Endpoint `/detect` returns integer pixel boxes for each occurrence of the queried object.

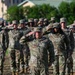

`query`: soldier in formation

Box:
[48,22,70,75]
[20,27,55,75]
[0,20,9,75]
[60,17,74,75]
[0,17,75,75]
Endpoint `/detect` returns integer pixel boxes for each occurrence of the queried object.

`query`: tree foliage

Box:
[6,5,24,21]
[6,1,75,24]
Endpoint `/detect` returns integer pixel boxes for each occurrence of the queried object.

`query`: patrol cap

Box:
[39,18,44,22]
[53,22,60,28]
[44,18,48,21]
[28,18,34,22]
[12,20,17,25]
[60,17,66,23]
[19,19,25,24]
[50,17,55,21]
[34,19,38,22]
[34,27,42,32]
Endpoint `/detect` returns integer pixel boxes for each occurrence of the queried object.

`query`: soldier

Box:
[48,22,70,75]
[19,19,30,74]
[43,18,49,26]
[69,25,75,74]
[0,20,9,75]
[34,19,38,27]
[20,27,55,75]
[38,18,45,28]
[8,20,22,75]
[28,18,34,30]
[60,17,74,75]
[50,17,56,24]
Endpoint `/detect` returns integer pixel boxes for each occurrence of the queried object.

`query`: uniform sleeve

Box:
[64,34,71,56]
[69,31,74,53]
[3,31,9,50]
[19,36,27,45]
[47,39,55,66]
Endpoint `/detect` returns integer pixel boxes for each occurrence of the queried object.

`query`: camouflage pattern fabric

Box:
[48,33,70,75]
[20,36,55,75]
[8,29,22,73]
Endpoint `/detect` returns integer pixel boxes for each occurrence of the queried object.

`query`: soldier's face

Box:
[20,24,24,28]
[61,22,66,29]
[35,32,41,39]
[29,22,33,27]
[54,28,58,32]
[14,24,17,28]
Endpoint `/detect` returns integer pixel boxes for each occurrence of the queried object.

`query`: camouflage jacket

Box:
[48,33,70,56]
[20,36,55,67]
[0,29,9,50]
[63,28,74,53]
[8,29,22,49]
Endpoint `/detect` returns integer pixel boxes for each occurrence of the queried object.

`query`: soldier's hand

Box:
[26,31,34,37]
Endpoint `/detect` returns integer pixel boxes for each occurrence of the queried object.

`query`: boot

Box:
[15,71,19,75]
[11,71,16,75]
[19,68,24,74]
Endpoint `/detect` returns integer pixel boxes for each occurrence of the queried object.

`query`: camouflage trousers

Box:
[66,55,73,75]
[19,49,29,73]
[29,66,48,75]
[53,55,66,75]
[0,49,5,75]
[8,48,20,73]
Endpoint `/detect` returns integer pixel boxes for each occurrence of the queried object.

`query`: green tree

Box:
[58,1,70,17]
[68,1,75,24]
[58,1,70,24]
[23,4,59,21]
[6,5,24,21]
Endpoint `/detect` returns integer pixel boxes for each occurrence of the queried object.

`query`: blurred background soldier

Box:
[20,27,55,75]
[50,17,56,24]
[43,18,49,26]
[28,18,34,31]
[8,20,22,75]
[60,17,74,75]
[69,25,75,74]
[34,19,38,27]
[0,20,9,75]
[38,18,45,28]
[48,22,70,75]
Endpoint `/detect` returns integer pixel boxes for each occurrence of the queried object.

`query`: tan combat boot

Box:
[15,71,19,75]
[19,68,24,74]
[12,71,15,75]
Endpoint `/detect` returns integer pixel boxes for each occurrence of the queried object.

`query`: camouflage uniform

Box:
[20,27,55,75]
[38,18,45,28]
[43,18,49,26]
[60,18,74,75]
[48,23,70,75]
[18,19,30,73]
[50,17,56,24]
[34,19,38,27]
[0,21,9,75]
[8,20,22,75]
